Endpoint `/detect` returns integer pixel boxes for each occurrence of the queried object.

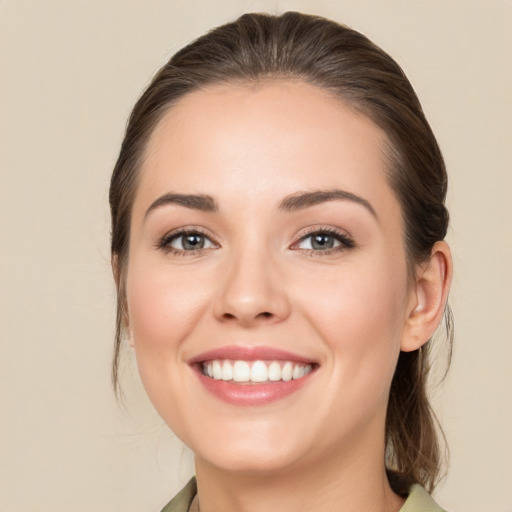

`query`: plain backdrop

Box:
[1,1,511,511]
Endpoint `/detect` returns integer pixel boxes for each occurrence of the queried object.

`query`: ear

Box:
[401,241,453,352]
[127,325,135,348]
[112,254,134,348]
[111,254,120,287]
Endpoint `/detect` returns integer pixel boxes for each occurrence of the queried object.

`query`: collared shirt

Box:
[161,478,448,512]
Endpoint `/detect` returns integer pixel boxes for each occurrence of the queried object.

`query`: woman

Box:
[110,12,453,512]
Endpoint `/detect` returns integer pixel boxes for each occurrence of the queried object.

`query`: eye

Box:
[159,229,217,254]
[293,228,355,253]
[298,232,340,250]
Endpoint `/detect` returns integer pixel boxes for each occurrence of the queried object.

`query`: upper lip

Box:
[188,345,318,365]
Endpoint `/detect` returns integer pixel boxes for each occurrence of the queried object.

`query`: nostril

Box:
[220,311,274,323]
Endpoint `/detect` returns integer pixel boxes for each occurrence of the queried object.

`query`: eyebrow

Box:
[145,193,219,219]
[144,188,377,219]
[278,189,378,219]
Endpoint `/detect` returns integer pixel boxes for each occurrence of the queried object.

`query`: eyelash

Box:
[156,226,355,257]
[156,227,217,256]
[293,226,355,256]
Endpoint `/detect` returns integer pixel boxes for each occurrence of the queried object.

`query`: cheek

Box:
[125,257,214,378]
[124,258,213,429]
[303,256,406,328]
[297,256,408,387]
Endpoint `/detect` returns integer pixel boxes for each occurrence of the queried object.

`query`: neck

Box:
[192,440,405,512]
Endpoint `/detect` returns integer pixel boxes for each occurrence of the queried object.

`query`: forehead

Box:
[135,80,398,218]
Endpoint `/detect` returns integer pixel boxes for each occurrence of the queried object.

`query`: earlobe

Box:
[401,241,453,352]
[111,254,120,287]
[128,326,135,348]
[112,253,133,347]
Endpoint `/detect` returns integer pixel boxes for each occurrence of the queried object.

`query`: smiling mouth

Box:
[200,359,315,384]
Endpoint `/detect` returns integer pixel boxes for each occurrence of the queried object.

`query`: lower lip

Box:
[193,367,315,406]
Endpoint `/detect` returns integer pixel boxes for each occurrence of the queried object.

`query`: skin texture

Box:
[125,80,451,512]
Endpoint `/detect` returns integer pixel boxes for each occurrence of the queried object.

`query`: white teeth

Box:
[268,361,281,381]
[250,361,268,382]
[221,360,233,381]
[202,359,313,383]
[233,361,251,382]
[212,360,222,380]
[282,362,293,381]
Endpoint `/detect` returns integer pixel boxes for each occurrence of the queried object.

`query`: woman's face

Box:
[126,80,416,474]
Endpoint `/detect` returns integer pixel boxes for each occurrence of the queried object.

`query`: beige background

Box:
[1,1,511,511]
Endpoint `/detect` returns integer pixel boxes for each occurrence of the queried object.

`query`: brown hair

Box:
[109,11,452,494]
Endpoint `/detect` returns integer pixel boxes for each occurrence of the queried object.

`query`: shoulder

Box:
[160,478,197,512]
[400,484,450,512]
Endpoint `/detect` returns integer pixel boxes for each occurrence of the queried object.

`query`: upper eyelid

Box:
[161,226,218,243]
[294,226,353,241]
[291,226,355,251]
[156,227,219,254]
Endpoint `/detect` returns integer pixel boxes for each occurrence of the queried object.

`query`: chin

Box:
[198,446,304,475]
[186,422,311,475]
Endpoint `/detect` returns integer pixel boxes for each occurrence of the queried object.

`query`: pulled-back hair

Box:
[110,11,452,494]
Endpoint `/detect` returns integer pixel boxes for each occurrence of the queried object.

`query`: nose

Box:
[212,249,291,327]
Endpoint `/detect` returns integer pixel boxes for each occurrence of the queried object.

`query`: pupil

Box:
[312,234,334,250]
[183,234,204,250]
